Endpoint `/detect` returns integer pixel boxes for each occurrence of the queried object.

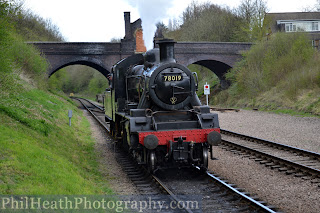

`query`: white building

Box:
[266,12,320,47]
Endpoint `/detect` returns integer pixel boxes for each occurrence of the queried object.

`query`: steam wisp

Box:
[126,0,173,50]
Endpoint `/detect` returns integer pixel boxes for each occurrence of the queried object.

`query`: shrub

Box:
[9,39,48,75]
[219,32,320,114]
[230,33,315,98]
[0,1,15,74]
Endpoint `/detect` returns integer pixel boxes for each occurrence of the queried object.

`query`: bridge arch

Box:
[184,56,234,89]
[48,57,111,78]
[186,58,232,78]
[174,42,251,88]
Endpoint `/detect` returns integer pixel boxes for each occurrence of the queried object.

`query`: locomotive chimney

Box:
[157,39,176,63]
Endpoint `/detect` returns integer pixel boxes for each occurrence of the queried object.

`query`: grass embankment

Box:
[0,3,113,194]
[213,33,320,115]
[0,85,112,195]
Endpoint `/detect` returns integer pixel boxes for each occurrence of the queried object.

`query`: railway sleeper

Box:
[311,178,320,183]
[130,176,149,181]
[278,167,289,172]
[271,165,282,169]
[302,176,313,180]
[294,173,307,177]
[234,187,245,192]
[135,183,152,187]
[140,191,160,195]
[128,174,147,178]
[225,196,240,202]
[259,160,271,164]
[257,200,267,205]
[285,170,298,175]
[210,188,223,193]
[126,171,143,175]
[241,154,252,158]
[133,180,153,185]
[123,168,140,173]
[235,206,251,212]
[265,162,276,167]
[138,187,158,191]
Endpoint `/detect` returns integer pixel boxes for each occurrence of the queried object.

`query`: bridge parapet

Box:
[29,42,126,55]
[175,42,252,55]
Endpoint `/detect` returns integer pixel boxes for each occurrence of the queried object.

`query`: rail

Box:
[221,129,320,178]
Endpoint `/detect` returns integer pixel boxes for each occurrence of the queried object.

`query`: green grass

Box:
[0,81,113,195]
[267,109,317,117]
[0,1,114,196]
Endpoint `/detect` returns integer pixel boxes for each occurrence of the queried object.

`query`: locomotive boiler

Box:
[104,39,221,173]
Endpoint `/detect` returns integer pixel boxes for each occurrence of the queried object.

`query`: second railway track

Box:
[221,129,320,183]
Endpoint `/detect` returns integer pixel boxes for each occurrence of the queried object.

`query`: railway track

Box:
[221,129,320,183]
[75,98,196,212]
[75,97,280,212]
[156,167,279,213]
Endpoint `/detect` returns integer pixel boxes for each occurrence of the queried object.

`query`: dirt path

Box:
[83,110,138,195]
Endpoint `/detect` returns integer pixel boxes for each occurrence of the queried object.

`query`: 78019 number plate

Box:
[163,74,183,81]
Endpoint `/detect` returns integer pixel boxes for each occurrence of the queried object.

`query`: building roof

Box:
[266,12,320,21]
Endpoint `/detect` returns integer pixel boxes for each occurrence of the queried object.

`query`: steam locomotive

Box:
[104,39,221,173]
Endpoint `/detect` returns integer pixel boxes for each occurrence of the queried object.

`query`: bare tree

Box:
[316,0,320,11]
[110,37,121,43]
[235,0,268,41]
[303,0,320,11]
[177,2,240,42]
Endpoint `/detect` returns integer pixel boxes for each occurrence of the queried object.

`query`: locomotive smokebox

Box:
[157,39,176,63]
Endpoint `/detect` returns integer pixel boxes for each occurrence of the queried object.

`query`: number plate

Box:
[163,74,183,82]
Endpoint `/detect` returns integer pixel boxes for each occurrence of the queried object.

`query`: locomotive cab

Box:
[104,39,221,173]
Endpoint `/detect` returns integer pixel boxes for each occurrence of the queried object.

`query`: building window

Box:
[285,23,296,32]
[312,22,319,31]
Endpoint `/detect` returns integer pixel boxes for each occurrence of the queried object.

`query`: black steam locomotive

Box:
[104,39,221,173]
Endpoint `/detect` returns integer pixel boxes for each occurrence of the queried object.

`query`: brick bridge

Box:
[29,12,252,87]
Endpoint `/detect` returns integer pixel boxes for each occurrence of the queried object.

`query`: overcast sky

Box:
[23,0,317,48]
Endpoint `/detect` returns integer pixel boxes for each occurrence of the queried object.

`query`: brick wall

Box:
[135,28,146,53]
